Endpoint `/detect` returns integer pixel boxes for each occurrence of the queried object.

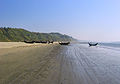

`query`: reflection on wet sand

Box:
[48,43,120,84]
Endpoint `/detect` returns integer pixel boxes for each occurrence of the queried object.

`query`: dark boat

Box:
[34,41,48,44]
[24,41,35,44]
[88,42,98,46]
[48,41,54,44]
[59,42,70,45]
[40,41,48,44]
[34,41,41,43]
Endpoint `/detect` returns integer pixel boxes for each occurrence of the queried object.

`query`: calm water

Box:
[79,41,120,50]
[100,43,120,48]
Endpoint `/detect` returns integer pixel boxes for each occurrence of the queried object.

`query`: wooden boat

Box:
[40,41,48,44]
[24,41,35,44]
[34,41,41,43]
[88,42,98,46]
[48,41,54,44]
[34,41,48,43]
[59,42,70,45]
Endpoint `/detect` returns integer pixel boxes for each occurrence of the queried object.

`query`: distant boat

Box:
[48,41,54,44]
[34,41,41,43]
[24,41,35,44]
[88,42,98,46]
[40,41,48,44]
[59,42,70,45]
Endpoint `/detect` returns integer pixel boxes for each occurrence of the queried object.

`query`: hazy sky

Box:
[0,0,120,42]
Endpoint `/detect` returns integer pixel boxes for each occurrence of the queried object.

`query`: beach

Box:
[1,43,120,84]
[0,42,61,84]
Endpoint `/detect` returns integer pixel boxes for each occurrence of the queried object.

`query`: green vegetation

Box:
[0,27,74,42]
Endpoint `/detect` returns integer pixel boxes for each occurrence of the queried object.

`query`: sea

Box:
[100,43,120,48]
[79,41,120,49]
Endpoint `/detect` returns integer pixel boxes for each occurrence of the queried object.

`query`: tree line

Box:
[0,27,74,42]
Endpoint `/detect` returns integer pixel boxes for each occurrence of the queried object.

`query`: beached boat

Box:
[59,42,70,45]
[88,42,98,46]
[24,41,35,44]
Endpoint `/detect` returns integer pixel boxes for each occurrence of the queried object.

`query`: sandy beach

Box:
[1,43,120,84]
[0,42,61,84]
[0,42,51,48]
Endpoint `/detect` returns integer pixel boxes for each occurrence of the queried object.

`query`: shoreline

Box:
[0,42,59,49]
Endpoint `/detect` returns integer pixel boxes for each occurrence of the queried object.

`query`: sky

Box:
[0,0,120,42]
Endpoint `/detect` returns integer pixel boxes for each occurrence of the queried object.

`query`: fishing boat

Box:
[24,41,35,44]
[88,42,98,46]
[59,42,70,45]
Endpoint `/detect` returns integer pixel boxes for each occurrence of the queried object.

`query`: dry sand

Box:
[0,42,50,48]
[0,42,61,84]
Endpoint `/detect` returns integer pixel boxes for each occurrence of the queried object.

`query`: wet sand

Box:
[44,43,120,84]
[1,43,120,84]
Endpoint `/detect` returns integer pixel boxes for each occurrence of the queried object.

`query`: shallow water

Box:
[100,43,120,49]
